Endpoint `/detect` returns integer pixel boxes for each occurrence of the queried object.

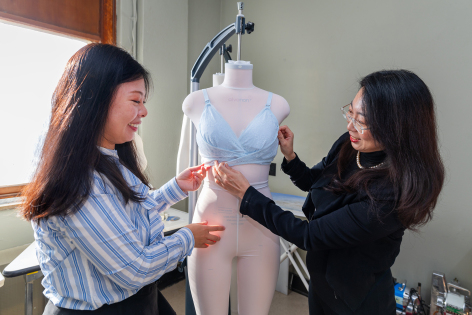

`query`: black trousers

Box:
[308,271,396,315]
[43,281,175,315]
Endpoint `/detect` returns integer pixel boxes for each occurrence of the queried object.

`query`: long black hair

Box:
[329,70,444,230]
[21,43,151,221]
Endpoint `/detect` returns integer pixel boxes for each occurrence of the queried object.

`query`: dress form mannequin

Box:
[183,60,289,315]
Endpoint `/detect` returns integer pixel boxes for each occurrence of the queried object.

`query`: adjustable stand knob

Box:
[245,22,255,34]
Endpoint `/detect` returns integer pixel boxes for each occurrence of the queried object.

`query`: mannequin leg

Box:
[236,216,280,315]
[188,248,233,315]
[188,188,238,315]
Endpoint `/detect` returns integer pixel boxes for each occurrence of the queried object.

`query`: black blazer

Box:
[240,132,405,312]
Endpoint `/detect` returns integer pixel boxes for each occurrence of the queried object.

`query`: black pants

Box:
[43,281,175,315]
[308,272,396,315]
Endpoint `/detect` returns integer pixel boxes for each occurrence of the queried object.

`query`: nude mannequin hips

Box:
[183,60,290,315]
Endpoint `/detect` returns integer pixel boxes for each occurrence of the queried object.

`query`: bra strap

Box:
[266,92,273,107]
[202,89,211,104]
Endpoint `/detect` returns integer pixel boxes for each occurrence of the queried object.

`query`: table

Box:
[2,242,44,315]
[272,193,310,294]
[272,192,305,218]
[1,207,188,315]
[162,208,189,235]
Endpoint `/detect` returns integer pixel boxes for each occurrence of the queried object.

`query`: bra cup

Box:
[238,109,279,151]
[199,106,244,151]
[195,90,280,166]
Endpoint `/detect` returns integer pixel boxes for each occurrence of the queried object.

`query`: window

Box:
[0,0,115,198]
[0,22,87,187]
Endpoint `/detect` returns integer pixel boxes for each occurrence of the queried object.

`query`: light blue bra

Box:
[196,89,279,167]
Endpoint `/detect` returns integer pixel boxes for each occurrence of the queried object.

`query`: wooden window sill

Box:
[0,197,22,211]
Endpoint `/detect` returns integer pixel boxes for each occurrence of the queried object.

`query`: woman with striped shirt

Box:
[20,43,224,314]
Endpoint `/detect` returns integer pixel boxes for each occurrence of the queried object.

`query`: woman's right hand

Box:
[185,221,225,248]
[278,125,296,162]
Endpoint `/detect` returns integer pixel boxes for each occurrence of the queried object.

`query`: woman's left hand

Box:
[176,164,207,193]
[212,161,250,199]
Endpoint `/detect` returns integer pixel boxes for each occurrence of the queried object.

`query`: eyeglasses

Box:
[341,104,369,134]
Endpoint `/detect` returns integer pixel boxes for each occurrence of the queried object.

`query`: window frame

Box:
[0,184,28,199]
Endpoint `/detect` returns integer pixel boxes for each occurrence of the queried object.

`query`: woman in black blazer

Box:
[212,70,445,314]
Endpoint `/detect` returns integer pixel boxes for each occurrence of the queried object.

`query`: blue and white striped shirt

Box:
[32,147,194,310]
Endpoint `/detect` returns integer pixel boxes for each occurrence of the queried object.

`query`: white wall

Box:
[117,0,190,213]
[187,0,223,92]
[137,0,189,194]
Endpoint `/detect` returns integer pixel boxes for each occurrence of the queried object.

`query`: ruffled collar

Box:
[98,146,119,158]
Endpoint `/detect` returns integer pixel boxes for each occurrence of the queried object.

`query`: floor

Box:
[162,279,309,315]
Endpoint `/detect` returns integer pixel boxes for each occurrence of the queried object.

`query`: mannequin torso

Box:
[183,66,289,130]
[183,62,289,184]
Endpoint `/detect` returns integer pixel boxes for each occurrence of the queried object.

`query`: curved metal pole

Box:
[190,24,236,84]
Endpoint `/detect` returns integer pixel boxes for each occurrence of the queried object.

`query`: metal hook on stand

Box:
[219,44,233,73]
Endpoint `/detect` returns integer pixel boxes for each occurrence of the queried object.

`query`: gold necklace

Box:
[356,151,385,169]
